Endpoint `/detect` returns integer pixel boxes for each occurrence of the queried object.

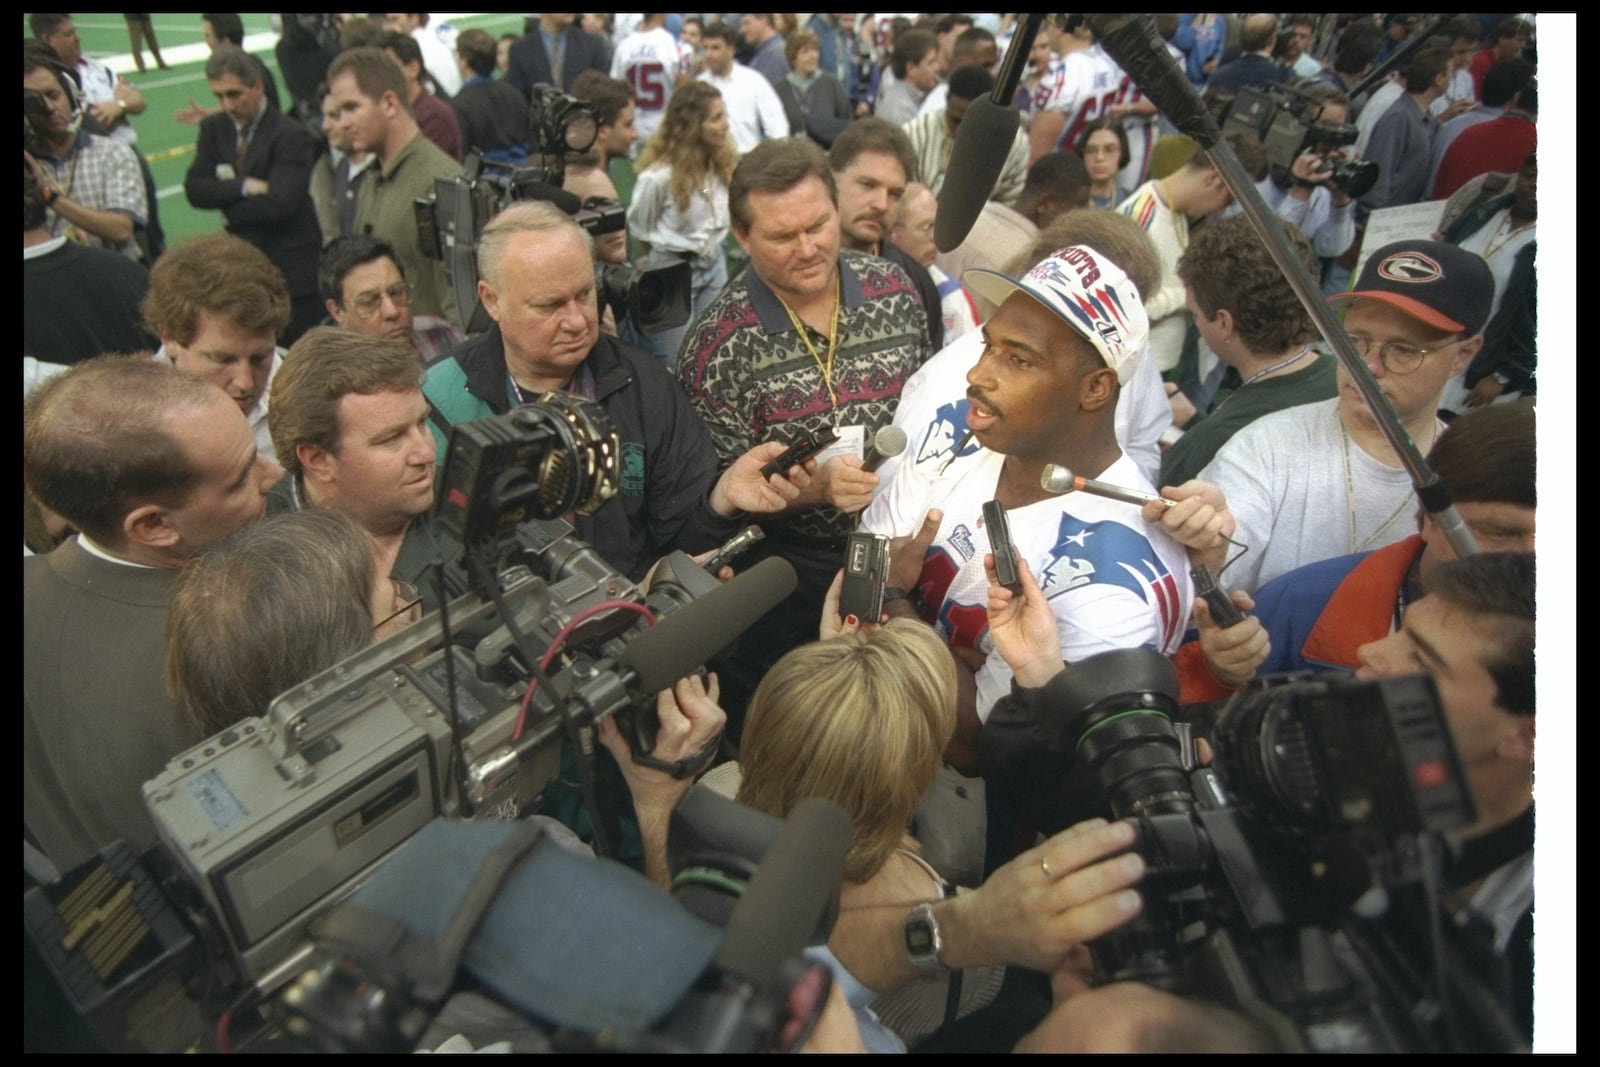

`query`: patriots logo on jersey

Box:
[1038,513,1183,650]
[915,398,981,464]
[947,524,977,562]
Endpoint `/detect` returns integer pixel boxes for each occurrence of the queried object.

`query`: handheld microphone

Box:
[1041,464,1175,509]
[934,13,1044,252]
[860,425,908,474]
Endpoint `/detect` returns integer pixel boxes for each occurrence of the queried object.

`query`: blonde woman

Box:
[626,80,736,368]
[679,574,1150,1051]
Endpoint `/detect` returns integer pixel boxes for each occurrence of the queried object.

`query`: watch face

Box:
[906,922,935,956]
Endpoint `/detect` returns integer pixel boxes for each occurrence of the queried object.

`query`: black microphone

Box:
[658,796,853,1052]
[860,425,907,474]
[617,557,798,693]
[934,13,1044,252]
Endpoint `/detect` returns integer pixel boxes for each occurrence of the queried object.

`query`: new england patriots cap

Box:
[963,245,1149,384]
[1330,240,1495,335]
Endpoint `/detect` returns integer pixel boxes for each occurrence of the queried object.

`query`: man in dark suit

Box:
[183,46,323,342]
[507,12,610,95]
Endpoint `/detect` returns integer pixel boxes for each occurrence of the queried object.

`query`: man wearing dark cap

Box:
[1176,239,1496,594]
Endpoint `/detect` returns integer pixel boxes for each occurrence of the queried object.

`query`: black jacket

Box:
[507,26,612,96]
[183,106,322,300]
[423,327,743,580]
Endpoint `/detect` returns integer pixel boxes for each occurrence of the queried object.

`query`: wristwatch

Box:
[1492,372,1512,386]
[882,585,910,605]
[903,901,949,978]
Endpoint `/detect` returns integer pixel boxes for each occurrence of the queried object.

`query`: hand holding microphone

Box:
[860,425,907,474]
[1040,464,1175,509]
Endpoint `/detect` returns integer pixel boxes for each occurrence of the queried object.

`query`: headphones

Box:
[23,45,84,134]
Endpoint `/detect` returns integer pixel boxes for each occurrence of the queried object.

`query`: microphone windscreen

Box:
[617,557,798,694]
[1040,464,1077,494]
[935,95,1022,253]
[711,797,853,992]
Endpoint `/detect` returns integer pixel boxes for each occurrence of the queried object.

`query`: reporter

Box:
[690,608,1145,1050]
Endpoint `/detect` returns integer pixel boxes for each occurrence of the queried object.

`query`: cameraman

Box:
[422,201,801,582]
[1259,86,1359,294]
[1355,552,1535,1041]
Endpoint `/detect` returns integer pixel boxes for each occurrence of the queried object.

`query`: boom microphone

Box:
[1041,464,1175,509]
[860,425,908,474]
[617,556,798,693]
[934,13,1044,252]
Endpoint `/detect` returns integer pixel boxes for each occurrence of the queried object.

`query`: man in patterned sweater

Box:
[677,137,931,727]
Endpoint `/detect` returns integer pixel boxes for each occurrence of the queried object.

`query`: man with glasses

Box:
[1164,239,1495,594]
[319,234,464,364]
[266,327,461,613]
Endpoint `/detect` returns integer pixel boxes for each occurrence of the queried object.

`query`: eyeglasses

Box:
[1346,334,1465,376]
[349,282,412,319]
[374,577,422,637]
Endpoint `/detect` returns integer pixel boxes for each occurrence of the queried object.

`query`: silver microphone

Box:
[1040,464,1175,508]
[861,425,908,474]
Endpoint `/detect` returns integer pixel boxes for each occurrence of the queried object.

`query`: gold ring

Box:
[1041,856,1054,879]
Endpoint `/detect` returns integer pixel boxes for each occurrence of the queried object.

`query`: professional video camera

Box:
[25,396,814,1053]
[1024,649,1526,1052]
[414,84,690,336]
[1212,82,1378,198]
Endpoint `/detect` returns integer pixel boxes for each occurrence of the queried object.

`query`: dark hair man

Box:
[450,27,531,165]
[904,64,1029,205]
[265,327,457,611]
[875,27,940,125]
[1357,43,1454,215]
[175,13,282,125]
[380,29,463,161]
[1356,551,1536,1041]
[25,355,283,873]
[144,231,292,454]
[421,200,800,582]
[695,19,791,155]
[30,12,147,147]
[318,234,464,363]
[23,39,147,260]
[183,45,324,343]
[828,116,944,351]
[675,138,933,723]
[568,70,640,173]
[24,165,155,366]
[506,12,611,98]
[323,47,464,330]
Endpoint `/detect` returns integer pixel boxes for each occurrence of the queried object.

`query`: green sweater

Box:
[1160,354,1338,487]
[352,132,463,330]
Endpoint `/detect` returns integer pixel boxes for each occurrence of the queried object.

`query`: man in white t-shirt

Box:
[862,244,1192,772]
[696,19,790,155]
[1179,239,1496,594]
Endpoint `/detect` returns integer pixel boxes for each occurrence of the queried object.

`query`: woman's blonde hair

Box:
[735,620,957,883]
[635,80,738,212]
